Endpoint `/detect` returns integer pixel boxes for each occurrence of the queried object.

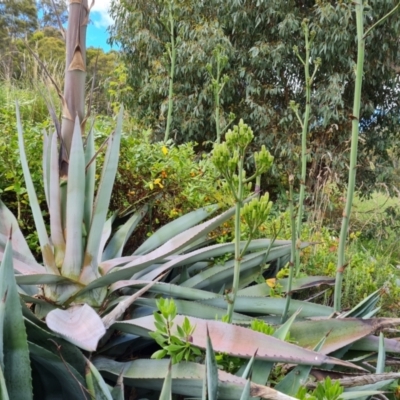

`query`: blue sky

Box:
[85,0,118,51]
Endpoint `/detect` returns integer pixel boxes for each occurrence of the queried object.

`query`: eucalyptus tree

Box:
[109,0,400,195]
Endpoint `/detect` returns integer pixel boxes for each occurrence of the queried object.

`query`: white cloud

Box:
[90,0,113,28]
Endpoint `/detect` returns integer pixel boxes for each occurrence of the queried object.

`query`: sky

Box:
[85,0,117,51]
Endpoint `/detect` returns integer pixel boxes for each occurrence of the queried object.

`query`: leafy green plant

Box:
[296,377,344,400]
[150,298,203,363]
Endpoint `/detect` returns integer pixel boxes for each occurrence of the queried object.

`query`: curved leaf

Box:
[0,239,32,399]
[93,357,297,400]
[134,204,219,255]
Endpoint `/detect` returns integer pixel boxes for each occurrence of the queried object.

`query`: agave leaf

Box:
[73,205,239,297]
[110,280,221,301]
[134,204,220,255]
[110,374,124,400]
[206,326,219,400]
[275,333,327,396]
[339,289,381,318]
[84,106,123,272]
[49,131,65,267]
[240,379,251,400]
[42,130,51,209]
[200,297,333,318]
[46,304,106,351]
[159,361,172,400]
[93,357,298,400]
[376,332,386,373]
[29,342,87,399]
[0,249,44,275]
[341,391,383,399]
[85,358,113,400]
[0,201,38,265]
[103,205,148,261]
[61,116,85,280]
[0,367,9,400]
[136,298,251,322]
[102,278,160,328]
[16,274,78,285]
[24,318,86,375]
[241,350,257,380]
[0,239,33,399]
[84,126,96,235]
[290,318,400,354]
[97,212,117,265]
[115,315,358,368]
[352,334,400,353]
[16,103,58,275]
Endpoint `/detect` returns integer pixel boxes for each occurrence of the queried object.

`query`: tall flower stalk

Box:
[290,20,320,276]
[164,0,177,142]
[334,1,400,312]
[212,120,273,322]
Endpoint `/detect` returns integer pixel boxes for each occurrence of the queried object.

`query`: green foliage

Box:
[109,0,400,196]
[296,377,344,400]
[149,298,203,364]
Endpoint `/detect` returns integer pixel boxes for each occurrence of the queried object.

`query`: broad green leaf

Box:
[85,358,113,400]
[103,205,148,261]
[46,304,106,351]
[84,106,123,270]
[206,327,219,400]
[341,391,384,399]
[0,239,32,399]
[159,361,172,400]
[61,116,85,279]
[134,204,219,255]
[290,318,400,354]
[16,103,58,275]
[114,315,357,368]
[93,357,297,399]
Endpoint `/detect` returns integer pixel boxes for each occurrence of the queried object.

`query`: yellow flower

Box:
[266,278,276,288]
[153,178,164,188]
[162,146,168,155]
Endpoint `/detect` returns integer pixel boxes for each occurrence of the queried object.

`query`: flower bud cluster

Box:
[242,193,272,234]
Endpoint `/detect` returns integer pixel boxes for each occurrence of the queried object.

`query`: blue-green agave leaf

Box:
[159,361,172,400]
[376,332,385,373]
[239,379,251,400]
[85,358,113,400]
[206,326,219,400]
[0,239,32,399]
[16,102,58,275]
[49,131,65,267]
[84,106,123,270]
[0,366,9,400]
[93,357,297,399]
[61,116,85,279]
[134,204,219,255]
[275,333,327,396]
[103,205,148,261]
[84,126,96,235]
